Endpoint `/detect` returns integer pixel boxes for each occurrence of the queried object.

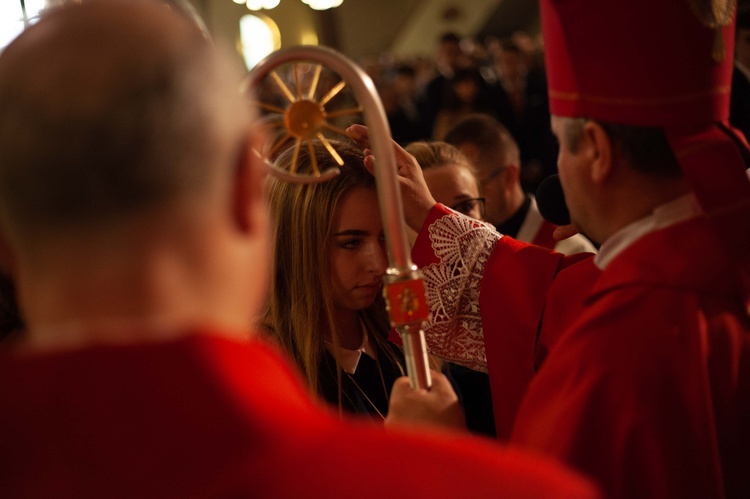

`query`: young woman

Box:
[406,141,485,220]
[262,139,407,421]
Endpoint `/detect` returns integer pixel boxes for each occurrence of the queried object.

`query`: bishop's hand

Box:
[346,124,436,232]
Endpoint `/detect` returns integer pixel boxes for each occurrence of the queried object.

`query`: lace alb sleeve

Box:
[420,210,501,372]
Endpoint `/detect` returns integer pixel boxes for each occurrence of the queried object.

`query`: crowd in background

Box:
[373,31,556,193]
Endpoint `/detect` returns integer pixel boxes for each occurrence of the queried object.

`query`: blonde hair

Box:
[406,141,481,202]
[262,139,402,398]
[406,141,478,176]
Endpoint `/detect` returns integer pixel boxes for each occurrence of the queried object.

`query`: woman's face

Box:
[328,187,387,314]
[422,163,483,220]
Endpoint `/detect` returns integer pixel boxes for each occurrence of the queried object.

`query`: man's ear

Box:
[231,131,266,235]
[582,121,613,184]
[504,163,520,187]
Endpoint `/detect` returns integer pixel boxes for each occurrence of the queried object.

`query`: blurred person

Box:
[0,2,603,498]
[418,32,462,136]
[432,68,498,140]
[494,42,527,117]
[444,114,596,255]
[491,41,557,190]
[419,32,497,140]
[509,31,544,74]
[352,0,750,497]
[383,63,427,145]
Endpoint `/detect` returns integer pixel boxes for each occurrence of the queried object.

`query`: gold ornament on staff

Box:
[245,45,433,390]
[247,62,362,180]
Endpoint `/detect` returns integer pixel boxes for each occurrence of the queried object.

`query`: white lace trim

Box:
[421,210,501,372]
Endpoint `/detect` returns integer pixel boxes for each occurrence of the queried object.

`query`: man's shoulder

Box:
[0,333,325,496]
[592,217,733,298]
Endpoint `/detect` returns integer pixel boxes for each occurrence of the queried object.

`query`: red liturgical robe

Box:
[411,204,593,439]
[511,214,750,499]
[412,203,750,498]
[0,331,600,498]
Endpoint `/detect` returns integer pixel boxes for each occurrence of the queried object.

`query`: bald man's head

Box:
[0,0,250,243]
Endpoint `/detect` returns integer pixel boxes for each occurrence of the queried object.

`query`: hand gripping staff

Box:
[246,46,432,390]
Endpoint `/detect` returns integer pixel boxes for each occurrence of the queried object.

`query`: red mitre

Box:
[541,0,735,126]
[540,0,750,303]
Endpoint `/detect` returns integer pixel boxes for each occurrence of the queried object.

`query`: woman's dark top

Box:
[317,340,405,420]
[317,340,496,437]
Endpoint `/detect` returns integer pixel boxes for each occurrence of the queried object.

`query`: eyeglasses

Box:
[449,197,486,219]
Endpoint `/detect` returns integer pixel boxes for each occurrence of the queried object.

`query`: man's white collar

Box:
[594,194,701,270]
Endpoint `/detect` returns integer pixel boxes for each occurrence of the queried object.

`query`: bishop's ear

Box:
[582,121,614,184]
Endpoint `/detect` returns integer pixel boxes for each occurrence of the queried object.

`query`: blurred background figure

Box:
[432,67,498,140]
[418,32,501,140]
[444,114,596,255]
[382,63,427,146]
[418,32,465,134]
[490,39,557,192]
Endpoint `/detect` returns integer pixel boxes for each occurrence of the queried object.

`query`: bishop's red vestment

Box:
[412,203,749,498]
